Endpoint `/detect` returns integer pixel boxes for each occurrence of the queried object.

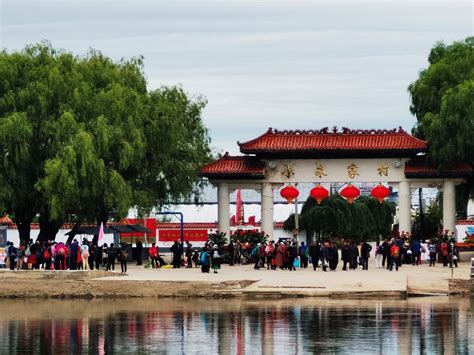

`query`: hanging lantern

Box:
[340,183,360,204]
[280,185,299,204]
[310,184,329,204]
[371,184,390,203]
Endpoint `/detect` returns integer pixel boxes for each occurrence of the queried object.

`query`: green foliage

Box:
[408,37,474,216]
[284,194,396,242]
[0,42,211,240]
[231,229,267,244]
[208,231,228,246]
[413,202,442,239]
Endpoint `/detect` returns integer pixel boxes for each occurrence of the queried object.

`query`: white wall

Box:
[6,229,114,247]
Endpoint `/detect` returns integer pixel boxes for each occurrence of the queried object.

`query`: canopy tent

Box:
[129,224,150,233]
[65,224,150,244]
[109,225,136,234]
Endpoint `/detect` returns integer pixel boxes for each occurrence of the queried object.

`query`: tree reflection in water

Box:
[0,298,472,354]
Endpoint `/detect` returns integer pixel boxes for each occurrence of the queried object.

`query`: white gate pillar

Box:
[442,180,456,236]
[217,183,230,240]
[261,183,274,239]
[398,181,412,234]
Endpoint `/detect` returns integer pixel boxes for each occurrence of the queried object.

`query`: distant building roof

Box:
[200,153,265,179]
[405,157,472,178]
[238,127,427,158]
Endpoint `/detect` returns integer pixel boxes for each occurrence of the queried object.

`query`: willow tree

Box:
[284,194,396,242]
[0,42,211,241]
[408,37,474,217]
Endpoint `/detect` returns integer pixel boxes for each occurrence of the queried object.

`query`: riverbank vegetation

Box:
[0,42,212,241]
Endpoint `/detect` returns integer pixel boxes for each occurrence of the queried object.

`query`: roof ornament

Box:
[267,127,405,135]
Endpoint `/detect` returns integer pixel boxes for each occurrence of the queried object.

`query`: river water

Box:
[0,297,472,354]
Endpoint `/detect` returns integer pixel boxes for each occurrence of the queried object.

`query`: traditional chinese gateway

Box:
[200,127,473,241]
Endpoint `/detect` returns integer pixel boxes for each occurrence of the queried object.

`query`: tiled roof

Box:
[200,153,265,179]
[0,216,12,224]
[238,127,427,158]
[404,157,472,178]
[456,220,474,225]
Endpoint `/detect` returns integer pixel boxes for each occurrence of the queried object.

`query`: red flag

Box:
[236,189,244,224]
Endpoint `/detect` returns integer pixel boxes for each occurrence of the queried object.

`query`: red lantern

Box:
[340,184,360,204]
[310,184,329,204]
[371,184,390,203]
[280,185,299,204]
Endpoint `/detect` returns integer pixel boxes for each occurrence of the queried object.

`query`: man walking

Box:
[360,241,372,270]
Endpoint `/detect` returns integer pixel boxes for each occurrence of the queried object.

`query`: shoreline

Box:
[0,263,471,299]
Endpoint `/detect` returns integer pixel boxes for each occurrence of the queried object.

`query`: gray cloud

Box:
[1,0,472,154]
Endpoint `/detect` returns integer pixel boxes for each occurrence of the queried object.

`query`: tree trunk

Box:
[37,216,61,243]
[15,215,32,243]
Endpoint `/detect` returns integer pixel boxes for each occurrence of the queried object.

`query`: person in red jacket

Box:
[149,243,159,268]
[389,241,400,271]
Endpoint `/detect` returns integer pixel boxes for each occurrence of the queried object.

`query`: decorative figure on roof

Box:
[315,164,327,178]
[347,163,359,179]
[377,163,389,177]
[281,164,295,179]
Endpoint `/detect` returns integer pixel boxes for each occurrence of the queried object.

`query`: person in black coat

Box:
[360,241,372,270]
[136,240,143,266]
[382,239,391,269]
[309,241,320,271]
[185,241,193,268]
[227,241,235,266]
[170,240,183,268]
[288,243,298,271]
[349,242,359,270]
[341,241,350,271]
[106,243,116,271]
[328,242,339,271]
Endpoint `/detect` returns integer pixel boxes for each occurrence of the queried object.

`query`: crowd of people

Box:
[3,239,130,273]
[201,231,460,273]
[2,231,460,274]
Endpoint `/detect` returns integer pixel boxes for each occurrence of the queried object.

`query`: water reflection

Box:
[0,297,472,354]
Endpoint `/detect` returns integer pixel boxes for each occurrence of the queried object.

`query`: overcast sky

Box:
[1,0,472,154]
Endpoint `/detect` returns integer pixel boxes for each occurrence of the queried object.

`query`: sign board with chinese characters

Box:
[159,229,208,242]
[264,158,408,183]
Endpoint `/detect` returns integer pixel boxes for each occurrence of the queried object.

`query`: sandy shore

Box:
[0,262,471,299]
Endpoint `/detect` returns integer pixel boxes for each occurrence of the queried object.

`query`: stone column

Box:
[261,183,274,239]
[217,183,230,240]
[443,180,456,236]
[398,181,412,234]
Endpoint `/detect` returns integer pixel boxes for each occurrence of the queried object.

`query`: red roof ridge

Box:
[241,126,424,137]
[237,127,274,148]
[238,127,427,155]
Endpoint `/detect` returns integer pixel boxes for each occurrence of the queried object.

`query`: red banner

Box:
[159,229,208,242]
